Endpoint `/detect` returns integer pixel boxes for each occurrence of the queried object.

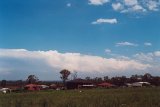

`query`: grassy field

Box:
[0,87,160,107]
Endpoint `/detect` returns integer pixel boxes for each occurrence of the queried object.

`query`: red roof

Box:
[24,84,40,91]
[25,84,38,87]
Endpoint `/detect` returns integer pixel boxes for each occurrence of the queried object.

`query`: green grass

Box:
[0,87,160,107]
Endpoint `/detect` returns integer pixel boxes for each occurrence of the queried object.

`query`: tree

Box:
[120,76,127,84]
[26,75,39,84]
[151,76,160,86]
[104,76,109,82]
[93,77,103,84]
[142,73,152,82]
[110,76,127,86]
[130,74,142,83]
[60,69,71,87]
[85,77,91,80]
[1,80,7,88]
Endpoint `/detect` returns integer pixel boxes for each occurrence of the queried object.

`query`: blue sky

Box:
[0,0,160,80]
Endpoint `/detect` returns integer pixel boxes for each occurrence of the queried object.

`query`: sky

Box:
[0,0,160,80]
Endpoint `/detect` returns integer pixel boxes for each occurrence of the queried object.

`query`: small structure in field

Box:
[66,79,94,89]
[24,84,40,91]
[98,82,114,88]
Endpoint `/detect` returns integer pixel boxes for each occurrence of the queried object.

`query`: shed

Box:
[132,82,151,87]
[66,79,94,89]
[98,82,114,88]
[38,85,49,90]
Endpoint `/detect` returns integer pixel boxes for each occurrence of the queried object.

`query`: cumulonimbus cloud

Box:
[133,51,160,73]
[0,49,151,79]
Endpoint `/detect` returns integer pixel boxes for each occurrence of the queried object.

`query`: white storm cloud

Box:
[0,49,150,79]
[92,18,118,24]
[134,51,160,63]
[133,51,160,76]
[134,53,154,62]
[154,51,160,57]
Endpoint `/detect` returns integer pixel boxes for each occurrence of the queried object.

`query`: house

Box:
[50,84,57,89]
[24,84,40,91]
[66,79,94,89]
[98,82,114,88]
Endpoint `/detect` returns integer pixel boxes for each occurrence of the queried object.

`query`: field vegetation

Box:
[0,87,160,107]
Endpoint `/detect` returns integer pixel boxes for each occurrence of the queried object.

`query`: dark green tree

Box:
[104,76,109,82]
[85,77,91,80]
[142,73,152,82]
[60,69,71,87]
[26,75,39,84]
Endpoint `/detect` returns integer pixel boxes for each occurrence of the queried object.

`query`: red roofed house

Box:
[24,84,40,91]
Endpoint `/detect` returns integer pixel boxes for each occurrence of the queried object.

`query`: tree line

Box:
[1,69,160,88]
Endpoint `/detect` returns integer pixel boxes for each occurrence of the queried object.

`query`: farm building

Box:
[66,79,94,89]
[125,83,132,87]
[24,84,40,91]
[131,82,151,87]
[98,82,114,88]
[78,84,95,88]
